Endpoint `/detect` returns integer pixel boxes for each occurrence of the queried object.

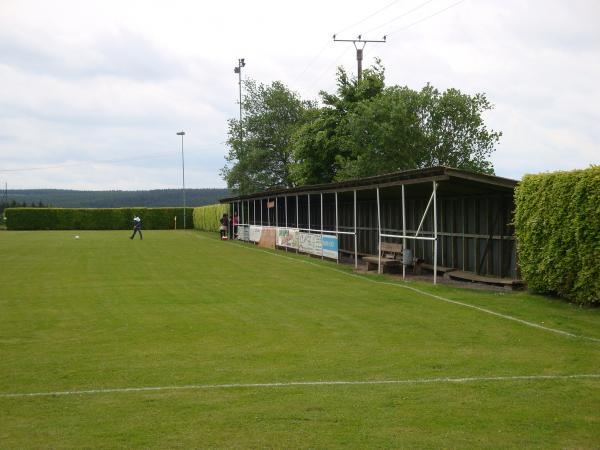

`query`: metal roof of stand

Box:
[219,166,517,202]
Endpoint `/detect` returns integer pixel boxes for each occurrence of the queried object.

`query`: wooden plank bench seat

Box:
[363,242,403,272]
[444,270,525,289]
[421,263,456,275]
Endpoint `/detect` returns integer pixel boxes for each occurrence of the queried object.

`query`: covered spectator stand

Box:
[220,167,519,286]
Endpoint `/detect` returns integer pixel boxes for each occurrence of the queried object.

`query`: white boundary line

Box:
[201,234,600,343]
[2,374,600,398]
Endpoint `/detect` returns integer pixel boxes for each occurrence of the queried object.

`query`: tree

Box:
[415,85,499,174]
[221,80,315,195]
[292,63,500,183]
[333,84,425,180]
[291,64,385,185]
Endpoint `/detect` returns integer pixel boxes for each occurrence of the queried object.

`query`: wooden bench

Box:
[421,263,456,275]
[444,270,525,290]
[363,242,403,273]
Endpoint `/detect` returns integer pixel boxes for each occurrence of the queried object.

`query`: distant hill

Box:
[3,189,229,208]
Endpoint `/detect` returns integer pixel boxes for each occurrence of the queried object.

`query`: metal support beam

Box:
[433,181,438,285]
[335,191,339,264]
[415,189,435,238]
[308,194,311,231]
[320,193,324,259]
[376,187,381,274]
[402,184,406,280]
[354,190,358,269]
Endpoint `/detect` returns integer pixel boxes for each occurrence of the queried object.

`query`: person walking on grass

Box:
[130,215,142,240]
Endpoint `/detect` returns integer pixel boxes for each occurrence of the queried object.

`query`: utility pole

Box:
[333,34,386,81]
[234,58,246,145]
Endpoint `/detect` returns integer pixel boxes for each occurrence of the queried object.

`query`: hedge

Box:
[514,166,600,304]
[5,207,194,230]
[193,204,228,232]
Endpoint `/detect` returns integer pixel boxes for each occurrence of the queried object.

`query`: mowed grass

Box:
[1,230,600,449]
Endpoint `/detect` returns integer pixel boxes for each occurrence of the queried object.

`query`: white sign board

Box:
[249,225,262,243]
[277,228,299,249]
[237,225,249,241]
[298,232,323,256]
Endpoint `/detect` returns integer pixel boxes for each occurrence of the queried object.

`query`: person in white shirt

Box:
[130,216,142,240]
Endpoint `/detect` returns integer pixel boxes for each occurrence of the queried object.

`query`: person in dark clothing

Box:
[219,213,229,240]
[130,215,143,240]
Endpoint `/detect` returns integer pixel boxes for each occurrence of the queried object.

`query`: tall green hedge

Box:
[5,207,193,230]
[193,204,228,232]
[514,166,600,304]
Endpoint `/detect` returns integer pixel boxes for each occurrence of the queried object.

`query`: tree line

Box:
[0,188,229,212]
[0,200,49,216]
[222,61,501,195]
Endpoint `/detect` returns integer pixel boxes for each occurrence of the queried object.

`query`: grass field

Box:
[1,230,600,449]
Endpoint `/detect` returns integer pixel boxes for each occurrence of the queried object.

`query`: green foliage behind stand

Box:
[5,208,193,230]
[514,166,600,304]
[193,204,228,232]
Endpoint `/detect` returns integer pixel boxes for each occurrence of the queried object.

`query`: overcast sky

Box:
[1,0,599,190]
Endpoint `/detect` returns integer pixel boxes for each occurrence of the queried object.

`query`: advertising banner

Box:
[322,235,339,259]
[237,225,249,241]
[259,227,276,248]
[249,225,262,243]
[298,232,322,256]
[277,228,299,249]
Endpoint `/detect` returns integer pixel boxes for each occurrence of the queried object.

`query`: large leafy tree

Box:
[221,80,314,194]
[291,64,386,184]
[292,63,501,183]
[223,63,501,191]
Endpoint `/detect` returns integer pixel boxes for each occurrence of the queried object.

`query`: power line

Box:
[334,0,403,36]
[294,0,404,91]
[292,40,332,86]
[385,0,467,37]
[305,45,353,94]
[363,0,438,35]
[294,0,405,89]
[0,151,176,173]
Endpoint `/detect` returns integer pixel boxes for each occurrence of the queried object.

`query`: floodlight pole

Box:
[176,131,186,229]
[234,58,246,146]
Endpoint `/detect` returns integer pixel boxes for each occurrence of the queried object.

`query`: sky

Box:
[0,0,599,190]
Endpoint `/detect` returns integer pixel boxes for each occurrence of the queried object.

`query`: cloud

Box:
[0,0,599,190]
[0,25,185,81]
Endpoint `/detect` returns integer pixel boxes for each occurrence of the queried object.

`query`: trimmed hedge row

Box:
[514,166,600,304]
[5,207,193,230]
[193,204,228,232]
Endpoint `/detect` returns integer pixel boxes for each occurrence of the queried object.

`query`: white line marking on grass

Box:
[2,374,600,398]
[205,236,600,343]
